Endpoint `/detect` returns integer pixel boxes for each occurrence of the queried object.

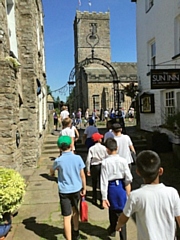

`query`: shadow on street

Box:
[22,217,63,240]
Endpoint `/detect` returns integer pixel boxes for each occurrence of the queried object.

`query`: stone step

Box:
[43,144,59,150]
[42,149,60,156]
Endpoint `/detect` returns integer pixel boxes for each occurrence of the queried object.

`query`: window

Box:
[146,0,154,13]
[6,0,18,58]
[165,91,175,116]
[151,41,156,69]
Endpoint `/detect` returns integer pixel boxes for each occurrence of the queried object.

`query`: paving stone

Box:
[12,203,60,223]
[23,189,59,204]
[88,204,109,222]
[28,169,56,182]
[27,179,57,191]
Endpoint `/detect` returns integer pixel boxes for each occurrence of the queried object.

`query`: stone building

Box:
[0,0,47,170]
[70,11,137,115]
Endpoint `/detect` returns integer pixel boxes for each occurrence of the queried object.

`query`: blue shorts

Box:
[59,191,80,216]
[108,179,126,211]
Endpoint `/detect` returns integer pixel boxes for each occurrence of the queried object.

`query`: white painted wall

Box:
[136,0,180,131]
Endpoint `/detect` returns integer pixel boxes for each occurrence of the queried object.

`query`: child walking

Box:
[86,132,108,207]
[116,150,180,240]
[112,123,136,168]
[60,117,75,153]
[101,138,133,239]
[50,136,86,240]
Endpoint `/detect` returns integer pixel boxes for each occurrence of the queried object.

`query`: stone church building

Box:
[0,0,47,170]
[70,11,137,115]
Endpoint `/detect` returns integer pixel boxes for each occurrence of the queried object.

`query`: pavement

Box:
[5,123,180,240]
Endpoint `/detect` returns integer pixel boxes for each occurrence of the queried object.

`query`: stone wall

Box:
[0,61,23,169]
[0,0,47,171]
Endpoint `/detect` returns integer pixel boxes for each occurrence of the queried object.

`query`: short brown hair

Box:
[136,150,161,183]
[112,123,122,133]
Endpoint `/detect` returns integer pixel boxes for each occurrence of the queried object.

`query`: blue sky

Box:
[42,0,136,101]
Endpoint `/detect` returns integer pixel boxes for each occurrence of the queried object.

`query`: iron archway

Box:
[68,57,122,111]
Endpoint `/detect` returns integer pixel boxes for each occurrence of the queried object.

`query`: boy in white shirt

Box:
[116,150,180,240]
[86,132,108,207]
[101,138,133,239]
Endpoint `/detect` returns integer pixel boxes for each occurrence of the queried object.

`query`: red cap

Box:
[91,132,103,142]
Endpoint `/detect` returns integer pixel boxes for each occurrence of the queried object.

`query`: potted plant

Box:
[0,168,26,238]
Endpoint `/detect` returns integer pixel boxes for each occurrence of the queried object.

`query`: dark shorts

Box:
[54,118,58,125]
[59,191,80,216]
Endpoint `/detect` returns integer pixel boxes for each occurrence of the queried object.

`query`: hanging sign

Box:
[151,69,180,89]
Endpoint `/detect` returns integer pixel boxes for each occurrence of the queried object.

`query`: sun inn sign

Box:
[151,69,180,89]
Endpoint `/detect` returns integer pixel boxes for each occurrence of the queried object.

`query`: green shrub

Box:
[0,168,26,219]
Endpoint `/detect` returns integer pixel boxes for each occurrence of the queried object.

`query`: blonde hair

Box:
[62,117,71,128]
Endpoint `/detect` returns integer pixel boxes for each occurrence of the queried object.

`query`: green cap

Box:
[57,135,72,147]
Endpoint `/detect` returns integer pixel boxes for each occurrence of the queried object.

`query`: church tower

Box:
[74,11,111,65]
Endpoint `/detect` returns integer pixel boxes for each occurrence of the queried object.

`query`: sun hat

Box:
[91,132,103,142]
[57,136,72,147]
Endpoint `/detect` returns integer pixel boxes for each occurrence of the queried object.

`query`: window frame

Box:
[165,91,175,116]
[151,41,156,69]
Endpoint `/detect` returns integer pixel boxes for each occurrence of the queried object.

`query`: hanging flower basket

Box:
[0,168,26,219]
[5,56,21,71]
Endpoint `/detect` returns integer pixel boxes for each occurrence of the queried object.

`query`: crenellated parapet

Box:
[76,10,110,20]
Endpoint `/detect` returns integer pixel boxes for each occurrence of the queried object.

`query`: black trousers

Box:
[90,164,101,201]
[109,209,127,240]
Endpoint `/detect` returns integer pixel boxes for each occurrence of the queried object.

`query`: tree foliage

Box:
[123,82,139,100]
